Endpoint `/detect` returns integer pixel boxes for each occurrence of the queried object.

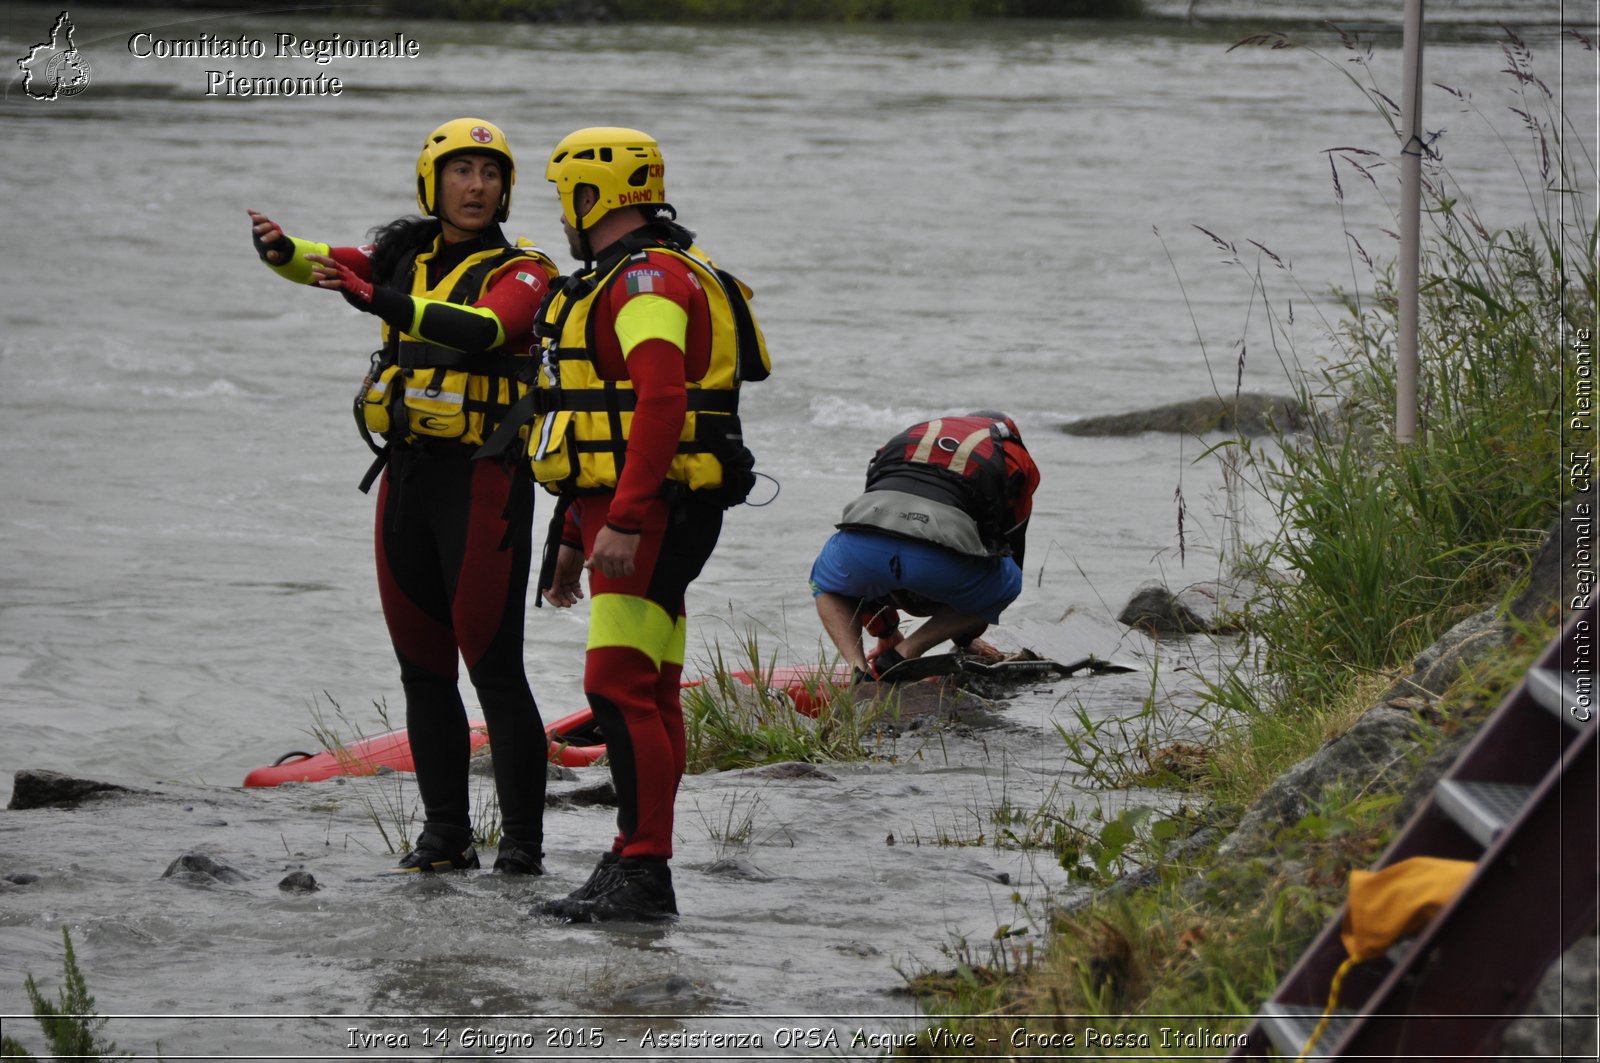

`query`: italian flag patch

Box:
[625,271,661,295]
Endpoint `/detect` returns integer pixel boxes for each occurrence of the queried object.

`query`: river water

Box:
[0,3,1590,1057]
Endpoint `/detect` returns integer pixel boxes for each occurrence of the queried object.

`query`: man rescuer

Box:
[810,412,1040,682]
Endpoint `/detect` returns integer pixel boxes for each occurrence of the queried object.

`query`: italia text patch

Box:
[624,269,665,295]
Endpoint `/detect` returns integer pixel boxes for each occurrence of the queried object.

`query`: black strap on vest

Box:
[354,241,532,491]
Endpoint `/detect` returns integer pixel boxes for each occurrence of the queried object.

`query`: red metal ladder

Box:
[1233,600,1598,1060]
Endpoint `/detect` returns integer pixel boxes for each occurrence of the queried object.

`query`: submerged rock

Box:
[703,856,774,880]
[7,769,138,810]
[278,870,320,893]
[1062,393,1307,437]
[744,762,837,781]
[547,779,616,808]
[162,851,247,886]
[1117,580,1248,637]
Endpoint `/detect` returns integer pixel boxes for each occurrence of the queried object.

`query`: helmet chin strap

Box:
[574,193,597,269]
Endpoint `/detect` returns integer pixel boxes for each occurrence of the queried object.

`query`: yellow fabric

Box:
[1342,856,1475,961]
[1294,857,1474,1062]
[614,293,689,359]
[530,243,767,495]
[387,240,554,445]
[665,615,687,668]
[265,236,330,286]
[588,593,678,668]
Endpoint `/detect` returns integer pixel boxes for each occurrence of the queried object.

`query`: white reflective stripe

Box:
[534,414,557,460]
[404,385,465,404]
[910,418,942,464]
[369,378,391,397]
[947,428,991,476]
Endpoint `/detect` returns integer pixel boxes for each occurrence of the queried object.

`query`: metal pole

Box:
[1397,0,1424,444]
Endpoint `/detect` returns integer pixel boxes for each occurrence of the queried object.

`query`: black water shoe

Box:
[544,857,677,923]
[868,645,906,680]
[535,851,621,918]
[396,829,479,873]
[576,858,678,923]
[492,840,545,876]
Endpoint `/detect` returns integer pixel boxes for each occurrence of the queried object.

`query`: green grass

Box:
[683,634,904,771]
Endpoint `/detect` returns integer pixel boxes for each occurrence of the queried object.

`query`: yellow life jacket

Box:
[526,240,770,502]
[359,237,557,453]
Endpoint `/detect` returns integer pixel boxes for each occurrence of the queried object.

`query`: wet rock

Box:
[703,856,774,881]
[833,941,881,958]
[278,870,320,893]
[162,851,247,886]
[1062,393,1307,437]
[1217,707,1420,860]
[861,680,984,719]
[1499,934,1599,1060]
[1381,607,1512,701]
[1120,576,1241,633]
[1511,489,1596,625]
[547,779,616,808]
[547,763,580,782]
[8,769,138,810]
[743,762,837,782]
[4,872,40,886]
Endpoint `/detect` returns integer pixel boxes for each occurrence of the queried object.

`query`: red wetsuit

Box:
[328,228,554,858]
[563,246,719,863]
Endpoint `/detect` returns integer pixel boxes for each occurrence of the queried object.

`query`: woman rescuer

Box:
[247,118,559,875]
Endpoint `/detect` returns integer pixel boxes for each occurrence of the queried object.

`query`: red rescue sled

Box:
[242,663,851,787]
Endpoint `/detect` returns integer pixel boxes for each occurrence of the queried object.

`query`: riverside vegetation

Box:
[897,25,1596,1056]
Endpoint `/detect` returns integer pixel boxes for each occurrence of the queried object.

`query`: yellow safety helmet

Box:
[545,127,666,231]
[416,118,514,222]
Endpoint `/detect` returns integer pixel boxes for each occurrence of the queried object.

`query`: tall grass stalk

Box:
[306,692,419,854]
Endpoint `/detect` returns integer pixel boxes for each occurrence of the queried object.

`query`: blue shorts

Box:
[808,529,1022,624]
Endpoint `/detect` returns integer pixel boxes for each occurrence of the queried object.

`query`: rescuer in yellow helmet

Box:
[529,127,772,922]
[245,118,559,876]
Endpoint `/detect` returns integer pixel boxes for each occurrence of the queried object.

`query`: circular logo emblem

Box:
[45,49,92,98]
[470,125,493,145]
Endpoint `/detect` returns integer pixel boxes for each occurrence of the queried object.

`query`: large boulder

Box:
[1216,706,1421,860]
[1062,394,1307,437]
[7,769,137,810]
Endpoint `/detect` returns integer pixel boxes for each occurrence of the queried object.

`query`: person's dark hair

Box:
[367,215,442,287]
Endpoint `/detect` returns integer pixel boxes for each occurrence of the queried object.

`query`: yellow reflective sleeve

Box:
[266,236,330,286]
[614,294,688,360]
[588,593,678,669]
